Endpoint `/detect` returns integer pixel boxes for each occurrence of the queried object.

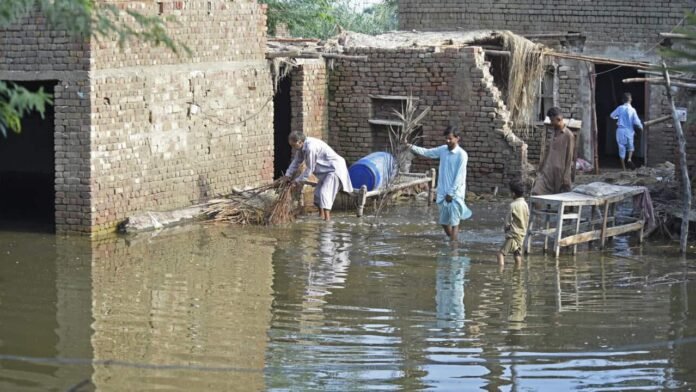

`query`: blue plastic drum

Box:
[348,152,396,191]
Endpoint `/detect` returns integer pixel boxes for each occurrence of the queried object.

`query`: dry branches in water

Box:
[264,181,298,225]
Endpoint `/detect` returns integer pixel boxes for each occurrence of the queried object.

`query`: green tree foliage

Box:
[262,0,397,39]
[0,0,185,136]
[659,12,696,73]
[0,82,51,137]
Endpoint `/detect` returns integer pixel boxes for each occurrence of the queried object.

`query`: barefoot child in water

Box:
[497,179,529,267]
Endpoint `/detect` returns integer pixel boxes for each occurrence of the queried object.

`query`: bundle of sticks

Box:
[204,167,304,226]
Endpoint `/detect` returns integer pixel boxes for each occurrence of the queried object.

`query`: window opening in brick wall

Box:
[0,80,57,232]
[273,76,292,179]
[368,95,419,152]
[157,2,164,15]
[594,65,645,168]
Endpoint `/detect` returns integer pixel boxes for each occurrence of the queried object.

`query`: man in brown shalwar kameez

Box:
[532,107,576,195]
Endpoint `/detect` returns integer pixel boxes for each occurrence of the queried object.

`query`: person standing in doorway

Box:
[611,92,644,170]
[532,107,576,195]
[280,131,353,221]
[408,126,472,242]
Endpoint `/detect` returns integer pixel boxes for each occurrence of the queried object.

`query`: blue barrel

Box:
[349,152,396,191]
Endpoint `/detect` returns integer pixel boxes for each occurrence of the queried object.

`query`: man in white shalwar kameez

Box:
[281,131,353,221]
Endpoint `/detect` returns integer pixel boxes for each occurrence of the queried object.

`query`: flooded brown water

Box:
[1,201,695,391]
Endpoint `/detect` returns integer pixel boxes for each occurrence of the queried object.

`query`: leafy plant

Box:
[0,82,51,137]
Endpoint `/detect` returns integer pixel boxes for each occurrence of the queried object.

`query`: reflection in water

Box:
[0,202,695,390]
[435,255,469,330]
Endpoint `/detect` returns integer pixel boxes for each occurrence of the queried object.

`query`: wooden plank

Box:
[600,201,610,249]
[604,221,644,237]
[559,229,601,247]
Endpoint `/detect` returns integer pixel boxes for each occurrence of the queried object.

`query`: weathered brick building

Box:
[0,0,274,234]
[398,0,696,170]
[326,33,527,194]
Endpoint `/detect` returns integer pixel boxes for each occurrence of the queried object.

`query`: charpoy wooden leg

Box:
[357,185,368,217]
[428,168,436,205]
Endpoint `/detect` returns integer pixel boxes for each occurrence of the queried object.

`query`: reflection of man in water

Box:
[435,255,470,329]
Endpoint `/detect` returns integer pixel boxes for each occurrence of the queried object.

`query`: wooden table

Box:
[524,186,648,258]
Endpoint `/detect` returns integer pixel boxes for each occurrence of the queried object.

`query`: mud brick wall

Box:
[93,0,267,68]
[328,46,526,194]
[88,0,273,233]
[0,9,93,233]
[398,0,696,54]
[291,60,329,140]
[90,66,273,232]
[648,85,681,166]
[0,11,90,72]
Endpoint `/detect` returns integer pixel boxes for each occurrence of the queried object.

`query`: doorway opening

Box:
[594,65,646,169]
[273,76,292,179]
[0,80,57,232]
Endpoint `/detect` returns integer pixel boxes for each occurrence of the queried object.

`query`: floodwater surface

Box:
[1,201,695,391]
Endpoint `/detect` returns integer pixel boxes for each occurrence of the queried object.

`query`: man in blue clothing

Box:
[408,126,472,242]
[611,92,644,170]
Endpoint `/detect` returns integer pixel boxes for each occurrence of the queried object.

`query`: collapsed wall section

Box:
[327,45,527,194]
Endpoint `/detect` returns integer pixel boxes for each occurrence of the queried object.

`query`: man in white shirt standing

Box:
[611,92,644,170]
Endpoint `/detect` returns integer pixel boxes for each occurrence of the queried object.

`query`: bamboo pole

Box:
[643,115,672,127]
[662,62,691,254]
[589,63,600,174]
[637,70,696,83]
[623,77,696,89]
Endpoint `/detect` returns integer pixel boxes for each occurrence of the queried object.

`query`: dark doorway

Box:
[595,65,646,168]
[0,80,57,231]
[273,76,292,179]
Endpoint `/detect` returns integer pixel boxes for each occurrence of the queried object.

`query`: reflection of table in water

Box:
[525,186,648,258]
[303,169,437,217]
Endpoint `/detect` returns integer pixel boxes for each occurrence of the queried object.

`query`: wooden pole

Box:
[643,115,673,126]
[637,70,696,83]
[589,63,600,174]
[662,62,691,254]
[623,77,696,89]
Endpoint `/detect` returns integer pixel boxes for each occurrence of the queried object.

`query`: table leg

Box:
[543,207,550,253]
[600,201,610,249]
[573,206,583,255]
[554,202,565,258]
[525,204,535,254]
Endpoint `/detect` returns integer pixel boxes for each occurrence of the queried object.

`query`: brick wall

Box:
[0,1,274,234]
[328,46,526,194]
[291,60,329,140]
[648,84,680,165]
[0,9,92,233]
[398,0,696,54]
